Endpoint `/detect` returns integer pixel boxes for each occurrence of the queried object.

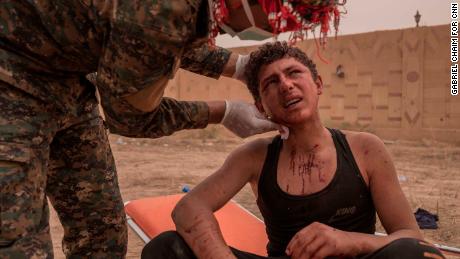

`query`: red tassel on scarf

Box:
[208,0,343,47]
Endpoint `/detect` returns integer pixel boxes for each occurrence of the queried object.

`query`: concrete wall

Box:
[165,24,459,142]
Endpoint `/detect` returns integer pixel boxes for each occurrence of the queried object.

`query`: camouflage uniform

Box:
[0,0,231,258]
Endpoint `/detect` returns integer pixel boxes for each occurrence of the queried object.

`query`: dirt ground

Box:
[49,126,460,258]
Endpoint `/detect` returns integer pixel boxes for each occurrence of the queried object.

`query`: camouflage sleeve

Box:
[99,91,209,138]
[92,1,215,137]
[180,44,232,79]
[96,1,193,98]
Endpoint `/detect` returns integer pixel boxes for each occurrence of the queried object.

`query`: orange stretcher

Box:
[124,194,269,256]
[125,195,460,257]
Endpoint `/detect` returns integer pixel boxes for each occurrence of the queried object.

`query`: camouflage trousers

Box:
[0,78,127,258]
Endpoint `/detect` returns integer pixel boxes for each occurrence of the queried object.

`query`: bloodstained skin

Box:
[289,148,297,176]
[318,161,326,182]
[289,144,323,194]
[302,176,305,194]
[307,152,315,183]
[184,217,207,233]
[298,144,324,194]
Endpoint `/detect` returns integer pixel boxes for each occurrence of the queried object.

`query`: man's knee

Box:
[376,238,445,259]
[141,231,195,259]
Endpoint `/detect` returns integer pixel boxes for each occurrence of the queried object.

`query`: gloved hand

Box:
[232,54,250,82]
[221,100,281,138]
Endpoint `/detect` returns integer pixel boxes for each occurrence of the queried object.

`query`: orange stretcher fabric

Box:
[125,194,269,256]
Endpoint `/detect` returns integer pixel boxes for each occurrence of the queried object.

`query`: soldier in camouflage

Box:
[0,0,341,258]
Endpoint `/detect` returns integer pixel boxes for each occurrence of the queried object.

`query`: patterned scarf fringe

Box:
[208,0,346,47]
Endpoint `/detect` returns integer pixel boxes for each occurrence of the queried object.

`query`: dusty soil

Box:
[49,126,460,258]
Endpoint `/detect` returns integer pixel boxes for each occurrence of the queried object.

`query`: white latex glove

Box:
[232,54,250,82]
[221,101,282,138]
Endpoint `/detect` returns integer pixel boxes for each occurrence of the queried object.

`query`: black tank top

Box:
[256,128,376,257]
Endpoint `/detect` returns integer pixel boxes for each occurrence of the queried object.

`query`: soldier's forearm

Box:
[221,52,239,78]
[206,101,226,124]
[101,94,209,138]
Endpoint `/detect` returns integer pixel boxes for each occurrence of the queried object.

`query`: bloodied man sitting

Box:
[141,42,445,259]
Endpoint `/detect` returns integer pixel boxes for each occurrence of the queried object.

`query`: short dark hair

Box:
[244,41,319,101]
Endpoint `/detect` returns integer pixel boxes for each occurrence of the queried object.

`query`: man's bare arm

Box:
[206,101,226,123]
[348,132,422,253]
[221,52,239,78]
[172,140,267,259]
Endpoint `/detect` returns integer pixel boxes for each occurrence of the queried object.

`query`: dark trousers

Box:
[141,231,445,259]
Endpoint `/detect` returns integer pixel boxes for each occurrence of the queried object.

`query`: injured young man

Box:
[141,42,445,259]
